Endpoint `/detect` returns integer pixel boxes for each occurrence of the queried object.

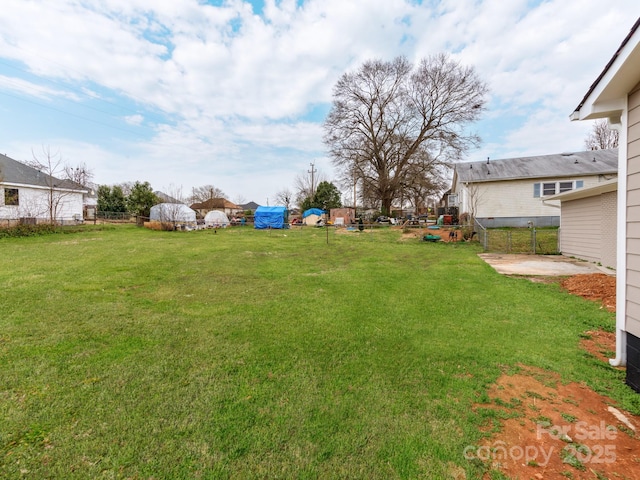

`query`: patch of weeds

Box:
[527,460,539,467]
[493,397,522,409]
[561,413,578,423]
[477,391,491,403]
[561,471,574,478]
[592,470,608,480]
[618,425,635,438]
[560,445,587,471]
[533,415,552,427]
[528,404,540,412]
[488,470,510,480]
[563,398,579,407]
[525,390,545,400]
[579,332,592,340]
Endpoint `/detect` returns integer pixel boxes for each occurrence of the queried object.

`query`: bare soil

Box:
[477,366,639,479]
[477,274,640,479]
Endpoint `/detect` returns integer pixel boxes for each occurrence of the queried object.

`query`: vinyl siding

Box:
[627,82,640,338]
[455,175,615,219]
[560,191,617,269]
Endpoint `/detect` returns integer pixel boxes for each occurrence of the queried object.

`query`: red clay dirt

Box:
[474,274,640,479]
[476,366,639,480]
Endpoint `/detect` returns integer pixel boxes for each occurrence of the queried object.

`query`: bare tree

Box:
[324,54,488,215]
[585,119,619,150]
[28,146,78,224]
[275,188,293,210]
[462,181,485,225]
[401,161,447,215]
[63,162,94,188]
[189,185,226,204]
[294,170,327,208]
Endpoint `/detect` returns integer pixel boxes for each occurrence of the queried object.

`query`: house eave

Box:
[571,18,640,121]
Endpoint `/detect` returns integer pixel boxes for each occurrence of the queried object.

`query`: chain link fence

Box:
[474,220,559,254]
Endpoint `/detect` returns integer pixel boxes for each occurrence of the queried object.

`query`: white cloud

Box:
[0,0,639,203]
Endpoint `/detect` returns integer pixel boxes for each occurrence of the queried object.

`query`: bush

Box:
[0,224,60,238]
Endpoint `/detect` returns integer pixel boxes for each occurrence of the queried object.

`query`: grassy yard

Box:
[0,225,636,479]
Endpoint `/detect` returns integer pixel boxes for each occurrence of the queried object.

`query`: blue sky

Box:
[0,0,638,205]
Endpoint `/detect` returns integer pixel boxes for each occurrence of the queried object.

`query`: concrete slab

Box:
[478,253,612,276]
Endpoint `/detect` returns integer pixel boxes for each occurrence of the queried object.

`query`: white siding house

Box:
[570,17,640,392]
[451,149,617,228]
[0,153,86,225]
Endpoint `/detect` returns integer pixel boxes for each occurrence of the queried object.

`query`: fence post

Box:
[532,228,537,254]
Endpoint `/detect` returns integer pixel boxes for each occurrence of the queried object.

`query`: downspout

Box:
[610,112,627,367]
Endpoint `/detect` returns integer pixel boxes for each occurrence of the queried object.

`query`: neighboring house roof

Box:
[0,153,86,192]
[190,198,240,210]
[572,17,640,120]
[454,149,618,184]
[154,191,183,204]
[240,201,260,211]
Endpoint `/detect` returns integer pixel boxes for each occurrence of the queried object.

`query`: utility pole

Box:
[308,162,317,196]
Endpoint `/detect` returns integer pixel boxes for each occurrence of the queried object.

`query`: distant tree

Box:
[189,185,226,204]
[301,181,342,211]
[585,119,619,150]
[275,188,293,210]
[294,170,328,208]
[126,181,158,217]
[63,161,94,188]
[97,185,127,213]
[324,54,487,215]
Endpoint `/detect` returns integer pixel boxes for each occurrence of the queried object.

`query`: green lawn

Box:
[0,225,636,479]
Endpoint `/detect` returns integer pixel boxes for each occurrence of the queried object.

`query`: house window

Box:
[534,180,585,198]
[559,181,573,193]
[542,183,556,196]
[4,188,19,206]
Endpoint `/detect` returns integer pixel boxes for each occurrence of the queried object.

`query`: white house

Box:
[451,149,617,228]
[570,17,640,392]
[0,153,86,225]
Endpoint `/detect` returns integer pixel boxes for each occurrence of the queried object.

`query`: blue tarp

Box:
[302,208,325,219]
[254,206,288,229]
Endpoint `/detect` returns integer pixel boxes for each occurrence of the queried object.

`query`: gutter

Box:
[609,115,627,367]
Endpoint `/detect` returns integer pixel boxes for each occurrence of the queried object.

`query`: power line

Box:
[0,89,155,140]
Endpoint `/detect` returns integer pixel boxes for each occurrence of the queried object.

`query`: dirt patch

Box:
[561,273,617,312]
[475,366,640,479]
[400,226,462,242]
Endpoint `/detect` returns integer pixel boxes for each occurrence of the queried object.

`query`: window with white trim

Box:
[533,180,584,198]
[542,182,556,196]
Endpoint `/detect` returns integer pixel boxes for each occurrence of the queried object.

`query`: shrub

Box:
[0,224,60,238]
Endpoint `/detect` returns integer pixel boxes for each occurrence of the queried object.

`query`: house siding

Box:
[0,186,84,223]
[627,82,640,339]
[559,192,616,269]
[456,175,614,224]
[601,192,617,269]
[560,196,601,264]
